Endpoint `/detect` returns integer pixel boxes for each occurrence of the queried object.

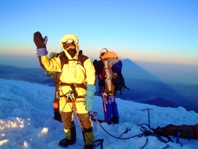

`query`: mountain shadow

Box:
[114,59,198,113]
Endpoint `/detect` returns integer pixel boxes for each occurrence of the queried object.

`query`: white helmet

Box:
[99,48,108,58]
[60,34,79,51]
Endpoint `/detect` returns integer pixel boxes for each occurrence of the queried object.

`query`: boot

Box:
[83,131,94,145]
[82,129,94,149]
[58,138,75,147]
[59,127,76,147]
[84,144,93,149]
[112,117,119,124]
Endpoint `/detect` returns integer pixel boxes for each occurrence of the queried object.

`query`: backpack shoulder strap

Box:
[59,51,88,69]
[78,54,88,68]
[59,51,68,70]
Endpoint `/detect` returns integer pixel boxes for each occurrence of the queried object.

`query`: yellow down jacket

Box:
[39,48,96,113]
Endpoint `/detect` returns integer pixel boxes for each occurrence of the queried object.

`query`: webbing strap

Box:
[59,82,87,90]
[59,82,87,99]
[60,95,85,99]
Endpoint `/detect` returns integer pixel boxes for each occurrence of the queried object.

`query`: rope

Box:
[90,111,144,140]
[90,111,174,149]
[162,144,170,149]
[60,92,93,145]
[91,111,149,148]
[150,126,173,143]
[60,93,102,146]
[140,138,148,149]
[69,103,94,144]
[119,128,131,138]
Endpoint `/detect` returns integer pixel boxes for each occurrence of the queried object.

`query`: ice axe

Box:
[141,108,153,127]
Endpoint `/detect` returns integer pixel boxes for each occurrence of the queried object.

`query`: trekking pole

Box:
[141,108,153,128]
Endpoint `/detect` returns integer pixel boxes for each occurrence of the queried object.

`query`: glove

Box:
[33,31,48,48]
[33,31,48,56]
[84,84,96,111]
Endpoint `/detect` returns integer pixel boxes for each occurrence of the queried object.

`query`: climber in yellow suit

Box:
[33,32,96,149]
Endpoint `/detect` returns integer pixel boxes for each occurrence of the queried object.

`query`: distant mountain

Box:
[0,64,53,86]
[1,63,198,113]
[143,97,178,108]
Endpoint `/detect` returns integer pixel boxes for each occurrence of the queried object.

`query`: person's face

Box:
[100,52,106,59]
[63,42,76,58]
[67,46,76,58]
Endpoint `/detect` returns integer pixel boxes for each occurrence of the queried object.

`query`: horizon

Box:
[0,54,198,86]
[1,55,198,68]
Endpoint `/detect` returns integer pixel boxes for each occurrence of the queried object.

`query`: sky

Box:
[0,78,198,149]
[0,0,198,66]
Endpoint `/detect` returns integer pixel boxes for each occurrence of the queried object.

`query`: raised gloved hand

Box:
[84,84,96,111]
[33,31,48,56]
[33,31,48,48]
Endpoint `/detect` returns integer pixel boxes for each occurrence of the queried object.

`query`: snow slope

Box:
[0,78,198,149]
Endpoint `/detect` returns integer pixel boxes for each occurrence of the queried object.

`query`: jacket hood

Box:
[60,34,79,52]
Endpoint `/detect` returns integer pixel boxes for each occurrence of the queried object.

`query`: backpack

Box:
[110,59,129,94]
[93,59,104,75]
[159,124,198,140]
[112,73,125,91]
[94,57,129,95]
[93,60,106,88]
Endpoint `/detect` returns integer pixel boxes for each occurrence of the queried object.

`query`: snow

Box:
[0,78,198,149]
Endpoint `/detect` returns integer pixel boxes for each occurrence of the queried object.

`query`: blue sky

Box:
[0,0,198,66]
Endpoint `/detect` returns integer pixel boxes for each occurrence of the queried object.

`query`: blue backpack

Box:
[111,61,129,94]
